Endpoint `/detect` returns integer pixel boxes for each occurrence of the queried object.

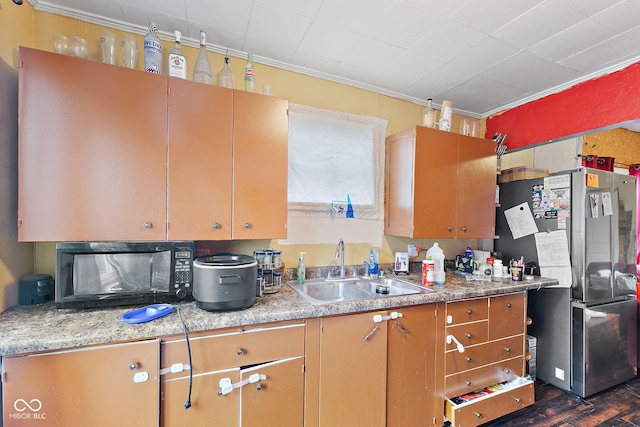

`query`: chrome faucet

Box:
[335,239,345,278]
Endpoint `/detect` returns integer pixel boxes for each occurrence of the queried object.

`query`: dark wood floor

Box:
[484,376,640,427]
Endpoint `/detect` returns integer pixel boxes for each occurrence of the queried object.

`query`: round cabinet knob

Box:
[467,309,473,314]
[465,357,472,363]
[244,223,252,229]
[514,397,521,403]
[448,226,453,232]
[465,381,472,386]
[129,362,140,370]
[237,348,246,356]
[507,303,512,308]
[505,369,511,375]
[466,333,472,339]
[461,227,467,233]
[256,383,264,391]
[474,412,483,418]
[213,223,221,229]
[143,222,152,229]
[505,347,511,353]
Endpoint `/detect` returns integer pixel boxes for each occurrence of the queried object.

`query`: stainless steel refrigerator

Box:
[495,167,637,397]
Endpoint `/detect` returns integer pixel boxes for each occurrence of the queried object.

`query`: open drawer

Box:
[445,377,534,427]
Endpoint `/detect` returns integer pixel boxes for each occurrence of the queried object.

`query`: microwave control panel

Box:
[173,249,193,299]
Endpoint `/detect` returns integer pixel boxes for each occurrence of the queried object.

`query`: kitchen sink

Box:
[288,277,433,305]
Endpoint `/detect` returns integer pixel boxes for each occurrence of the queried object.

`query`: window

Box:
[283,104,387,245]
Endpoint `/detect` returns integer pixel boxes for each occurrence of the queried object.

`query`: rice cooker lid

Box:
[195,253,256,267]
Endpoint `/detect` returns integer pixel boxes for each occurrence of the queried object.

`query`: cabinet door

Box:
[2,340,159,426]
[232,90,288,239]
[318,311,387,427]
[167,79,233,240]
[18,47,167,241]
[387,304,443,427]
[241,357,305,427]
[161,368,239,426]
[415,127,461,237]
[456,134,497,238]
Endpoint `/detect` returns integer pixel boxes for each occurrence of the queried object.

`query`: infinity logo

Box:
[14,399,42,412]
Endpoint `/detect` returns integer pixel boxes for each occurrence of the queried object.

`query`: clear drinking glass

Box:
[121,34,138,69]
[53,34,69,55]
[100,30,116,65]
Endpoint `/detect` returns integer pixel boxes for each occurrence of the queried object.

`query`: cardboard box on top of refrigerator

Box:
[498,167,549,183]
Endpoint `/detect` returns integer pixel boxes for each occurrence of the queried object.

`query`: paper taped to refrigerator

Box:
[534,230,571,288]
[504,202,538,239]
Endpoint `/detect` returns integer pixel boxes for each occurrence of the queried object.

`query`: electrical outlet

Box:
[555,367,565,381]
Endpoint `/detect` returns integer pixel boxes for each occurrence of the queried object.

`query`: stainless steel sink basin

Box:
[288,277,432,305]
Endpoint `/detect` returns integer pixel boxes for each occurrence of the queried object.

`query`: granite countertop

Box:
[0,271,558,356]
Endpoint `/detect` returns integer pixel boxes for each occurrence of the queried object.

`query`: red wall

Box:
[486,61,640,150]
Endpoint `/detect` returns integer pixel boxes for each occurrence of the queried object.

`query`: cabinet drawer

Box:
[489,293,526,340]
[445,357,524,398]
[446,335,524,375]
[161,323,305,376]
[445,378,534,427]
[446,321,488,350]
[447,298,488,325]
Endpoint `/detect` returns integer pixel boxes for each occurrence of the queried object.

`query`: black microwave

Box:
[55,241,194,309]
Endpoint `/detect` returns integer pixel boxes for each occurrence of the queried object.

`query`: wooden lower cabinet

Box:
[310,304,443,427]
[160,321,305,426]
[444,292,533,427]
[1,340,160,426]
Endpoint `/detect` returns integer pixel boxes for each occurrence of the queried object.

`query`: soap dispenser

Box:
[297,252,306,284]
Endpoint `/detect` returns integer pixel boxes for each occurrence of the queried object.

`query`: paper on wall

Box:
[504,202,538,239]
[534,230,572,287]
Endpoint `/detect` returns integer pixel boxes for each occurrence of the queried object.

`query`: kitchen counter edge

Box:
[0,273,558,356]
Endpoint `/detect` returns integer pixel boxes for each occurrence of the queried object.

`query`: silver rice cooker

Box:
[193,253,259,311]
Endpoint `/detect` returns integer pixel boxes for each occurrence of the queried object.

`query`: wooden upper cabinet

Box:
[18,47,289,241]
[384,126,496,239]
[18,47,168,241]
[232,90,288,239]
[167,79,233,240]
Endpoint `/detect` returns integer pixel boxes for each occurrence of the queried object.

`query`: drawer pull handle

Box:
[514,397,521,403]
[507,303,512,308]
[465,381,472,387]
[237,348,246,355]
[256,383,264,391]
[466,333,472,339]
[505,369,511,375]
[504,347,511,353]
[143,222,152,229]
[467,309,473,315]
[213,223,221,229]
[129,362,140,370]
[474,412,483,418]
[465,357,472,363]
[364,325,380,342]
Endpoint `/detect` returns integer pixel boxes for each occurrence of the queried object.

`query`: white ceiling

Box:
[28,0,640,118]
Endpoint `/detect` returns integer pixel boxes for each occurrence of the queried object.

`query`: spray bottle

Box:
[297,252,306,284]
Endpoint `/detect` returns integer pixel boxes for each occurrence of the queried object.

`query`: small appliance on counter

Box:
[55,241,194,309]
[19,274,53,305]
[254,248,284,293]
[193,253,259,311]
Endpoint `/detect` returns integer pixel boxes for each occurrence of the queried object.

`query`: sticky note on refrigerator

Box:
[586,173,599,187]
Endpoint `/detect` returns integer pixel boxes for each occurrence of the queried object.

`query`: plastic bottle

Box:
[143,22,163,74]
[244,53,256,92]
[493,259,503,278]
[193,30,213,84]
[426,243,445,284]
[465,246,473,258]
[296,252,306,284]
[368,248,379,277]
[422,98,436,128]
[168,30,186,79]
[219,55,234,88]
